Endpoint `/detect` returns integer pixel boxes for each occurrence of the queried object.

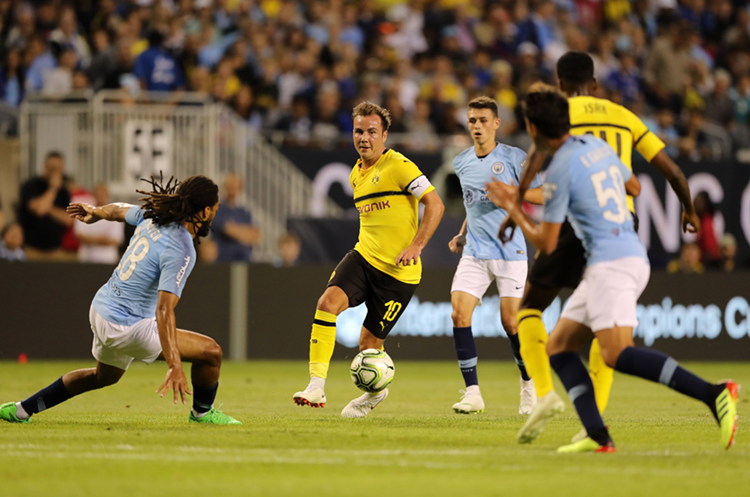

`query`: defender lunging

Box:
[0,175,240,425]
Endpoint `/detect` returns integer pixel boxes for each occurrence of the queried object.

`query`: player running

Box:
[0,174,240,425]
[500,52,700,444]
[293,101,444,417]
[448,96,543,415]
[489,90,738,453]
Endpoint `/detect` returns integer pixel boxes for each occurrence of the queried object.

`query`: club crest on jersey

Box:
[371,170,381,185]
[491,162,505,175]
[464,189,477,207]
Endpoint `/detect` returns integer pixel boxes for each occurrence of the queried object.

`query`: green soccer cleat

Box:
[189,405,241,425]
[0,402,31,424]
[557,437,615,454]
[715,381,739,450]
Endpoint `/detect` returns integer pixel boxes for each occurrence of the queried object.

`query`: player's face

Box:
[353,115,388,163]
[197,200,220,238]
[467,108,500,146]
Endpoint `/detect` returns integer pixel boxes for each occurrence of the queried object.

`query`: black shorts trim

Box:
[353,191,409,204]
[528,220,586,290]
[328,250,418,340]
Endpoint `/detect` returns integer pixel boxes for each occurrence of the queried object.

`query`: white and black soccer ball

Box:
[350,349,395,393]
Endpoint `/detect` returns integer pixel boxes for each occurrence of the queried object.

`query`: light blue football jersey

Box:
[453,143,541,261]
[92,206,197,326]
[543,136,648,264]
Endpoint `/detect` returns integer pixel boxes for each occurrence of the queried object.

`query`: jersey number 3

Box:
[590,166,628,224]
[118,225,150,281]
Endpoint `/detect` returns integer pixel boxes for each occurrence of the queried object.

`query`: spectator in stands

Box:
[405,97,440,152]
[643,21,692,111]
[667,242,705,274]
[0,222,25,262]
[0,48,25,106]
[677,109,712,161]
[49,7,91,69]
[605,52,642,104]
[134,30,184,92]
[17,151,74,259]
[232,85,263,131]
[693,191,720,263]
[272,233,302,268]
[24,36,56,91]
[650,107,680,158]
[74,184,124,264]
[87,29,117,92]
[730,72,750,127]
[43,47,77,96]
[275,95,313,147]
[704,70,735,127]
[717,233,737,272]
[197,236,218,264]
[212,174,261,262]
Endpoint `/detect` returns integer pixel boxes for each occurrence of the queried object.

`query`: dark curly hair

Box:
[136,173,219,239]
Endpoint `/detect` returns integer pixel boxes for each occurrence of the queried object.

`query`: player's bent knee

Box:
[501,316,517,334]
[316,290,347,315]
[451,309,471,328]
[206,339,223,366]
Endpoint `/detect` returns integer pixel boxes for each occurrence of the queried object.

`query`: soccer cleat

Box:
[0,402,30,424]
[293,384,326,408]
[517,390,565,444]
[189,405,241,425]
[452,390,485,414]
[519,378,537,415]
[557,437,616,454]
[714,380,739,450]
[571,427,588,443]
[341,388,389,418]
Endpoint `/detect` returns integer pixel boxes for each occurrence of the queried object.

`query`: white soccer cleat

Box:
[341,388,389,418]
[519,378,537,415]
[517,390,565,444]
[452,390,485,414]
[293,384,326,408]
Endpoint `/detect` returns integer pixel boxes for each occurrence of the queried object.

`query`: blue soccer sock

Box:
[550,352,611,446]
[614,347,719,408]
[508,333,531,381]
[192,382,219,415]
[20,377,72,416]
[453,326,479,388]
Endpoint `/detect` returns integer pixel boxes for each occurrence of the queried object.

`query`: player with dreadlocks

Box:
[0,174,241,425]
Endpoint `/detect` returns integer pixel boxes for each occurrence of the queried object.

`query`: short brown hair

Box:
[352,101,392,132]
[468,96,499,118]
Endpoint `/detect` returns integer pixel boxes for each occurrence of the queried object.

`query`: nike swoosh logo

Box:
[515,286,523,290]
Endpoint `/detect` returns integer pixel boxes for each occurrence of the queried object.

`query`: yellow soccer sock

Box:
[588,338,614,414]
[517,309,554,398]
[309,309,337,379]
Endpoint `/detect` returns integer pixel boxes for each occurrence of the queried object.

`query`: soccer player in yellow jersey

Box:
[492,52,700,444]
[293,101,445,417]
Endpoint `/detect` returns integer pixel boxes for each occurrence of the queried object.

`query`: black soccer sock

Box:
[192,382,219,414]
[20,377,72,416]
[550,352,610,446]
[453,326,479,387]
[614,347,721,410]
[508,333,531,381]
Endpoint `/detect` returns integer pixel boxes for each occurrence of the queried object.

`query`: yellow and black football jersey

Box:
[568,96,665,211]
[350,149,435,284]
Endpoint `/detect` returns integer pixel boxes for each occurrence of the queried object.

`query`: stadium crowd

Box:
[0,0,750,156]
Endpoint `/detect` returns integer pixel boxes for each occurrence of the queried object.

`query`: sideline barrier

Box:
[1,263,747,361]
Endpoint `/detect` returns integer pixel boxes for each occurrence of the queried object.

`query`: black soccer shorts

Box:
[327,250,418,340]
[528,220,587,290]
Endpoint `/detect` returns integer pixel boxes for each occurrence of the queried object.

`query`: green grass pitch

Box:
[0,360,747,497]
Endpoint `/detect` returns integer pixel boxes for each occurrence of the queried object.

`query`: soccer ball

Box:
[350,349,395,393]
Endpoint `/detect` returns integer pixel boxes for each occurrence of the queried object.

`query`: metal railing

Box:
[20,90,342,261]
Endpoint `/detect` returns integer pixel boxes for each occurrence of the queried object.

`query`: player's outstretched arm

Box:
[396,190,444,267]
[486,177,560,253]
[67,202,135,224]
[649,150,699,233]
[155,291,192,404]
[498,144,547,242]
